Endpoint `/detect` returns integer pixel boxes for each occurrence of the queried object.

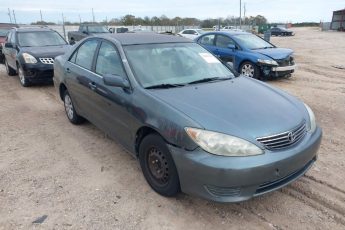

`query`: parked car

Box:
[67,24,110,44]
[3,27,70,87]
[0,23,18,63]
[177,29,205,39]
[54,33,321,202]
[270,27,294,36]
[109,27,129,34]
[195,31,296,79]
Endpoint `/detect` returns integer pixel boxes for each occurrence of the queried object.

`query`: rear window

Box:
[18,31,67,47]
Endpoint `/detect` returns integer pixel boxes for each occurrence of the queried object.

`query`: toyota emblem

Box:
[287,132,296,143]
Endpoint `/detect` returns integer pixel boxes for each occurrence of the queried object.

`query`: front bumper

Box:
[169,127,322,202]
[21,62,54,82]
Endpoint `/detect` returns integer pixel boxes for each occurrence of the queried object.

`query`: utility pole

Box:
[40,10,43,22]
[92,8,95,23]
[79,14,82,24]
[244,3,246,26]
[8,8,12,23]
[62,13,66,40]
[239,0,242,29]
[12,10,17,24]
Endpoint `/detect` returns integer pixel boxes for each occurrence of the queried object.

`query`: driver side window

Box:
[95,41,126,77]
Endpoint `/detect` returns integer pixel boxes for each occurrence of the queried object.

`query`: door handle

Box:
[88,82,97,91]
[66,68,71,73]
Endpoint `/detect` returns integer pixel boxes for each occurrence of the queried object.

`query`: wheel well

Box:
[135,126,160,156]
[59,83,67,101]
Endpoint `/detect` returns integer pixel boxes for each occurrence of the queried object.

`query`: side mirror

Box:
[108,28,113,33]
[227,44,236,50]
[103,74,130,89]
[4,42,13,48]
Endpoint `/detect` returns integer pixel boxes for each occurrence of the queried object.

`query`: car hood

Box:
[21,45,70,58]
[148,77,306,141]
[252,47,293,60]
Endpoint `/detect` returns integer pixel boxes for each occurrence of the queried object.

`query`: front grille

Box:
[256,121,307,150]
[39,58,54,64]
[276,56,294,67]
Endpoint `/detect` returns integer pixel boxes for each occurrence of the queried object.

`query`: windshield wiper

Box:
[145,83,186,89]
[187,77,230,85]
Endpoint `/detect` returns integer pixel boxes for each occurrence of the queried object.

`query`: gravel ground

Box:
[0,27,344,230]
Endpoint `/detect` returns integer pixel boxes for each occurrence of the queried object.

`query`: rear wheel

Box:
[63,90,84,124]
[5,58,16,76]
[139,134,180,197]
[240,61,260,79]
[18,65,30,87]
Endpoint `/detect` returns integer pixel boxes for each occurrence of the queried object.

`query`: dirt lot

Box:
[0,27,344,230]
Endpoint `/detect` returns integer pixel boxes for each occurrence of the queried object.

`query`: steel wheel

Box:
[64,94,74,120]
[241,63,255,78]
[147,146,169,186]
[139,134,180,197]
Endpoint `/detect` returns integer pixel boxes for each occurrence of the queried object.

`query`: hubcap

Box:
[64,94,74,120]
[241,64,255,78]
[147,147,169,185]
[18,68,26,84]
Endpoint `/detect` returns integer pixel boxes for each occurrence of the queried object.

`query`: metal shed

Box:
[331,9,345,31]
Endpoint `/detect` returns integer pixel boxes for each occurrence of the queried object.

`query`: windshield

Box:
[124,43,234,88]
[0,28,10,37]
[18,31,67,47]
[196,29,205,34]
[233,34,274,50]
[88,26,109,33]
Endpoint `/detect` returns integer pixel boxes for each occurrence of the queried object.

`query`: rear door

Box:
[198,34,216,53]
[214,34,237,63]
[64,39,100,120]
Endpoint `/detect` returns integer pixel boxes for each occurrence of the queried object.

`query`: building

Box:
[330,9,345,31]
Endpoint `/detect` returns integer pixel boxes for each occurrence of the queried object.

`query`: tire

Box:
[17,64,30,87]
[5,58,16,76]
[63,90,85,124]
[240,61,260,79]
[139,134,180,197]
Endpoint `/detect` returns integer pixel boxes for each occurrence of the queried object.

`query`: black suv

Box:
[3,27,70,87]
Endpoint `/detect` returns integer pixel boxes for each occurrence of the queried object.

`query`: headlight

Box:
[257,59,278,66]
[22,53,37,64]
[304,103,316,133]
[185,127,264,157]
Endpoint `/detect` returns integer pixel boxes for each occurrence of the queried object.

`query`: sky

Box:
[0,0,344,24]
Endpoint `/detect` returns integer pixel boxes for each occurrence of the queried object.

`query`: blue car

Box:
[195,31,296,79]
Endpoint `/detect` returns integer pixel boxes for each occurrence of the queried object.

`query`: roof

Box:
[213,31,250,36]
[333,8,345,13]
[15,27,55,33]
[99,33,193,45]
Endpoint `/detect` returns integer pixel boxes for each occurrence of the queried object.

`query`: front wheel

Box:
[18,65,30,87]
[240,61,260,79]
[139,134,180,197]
